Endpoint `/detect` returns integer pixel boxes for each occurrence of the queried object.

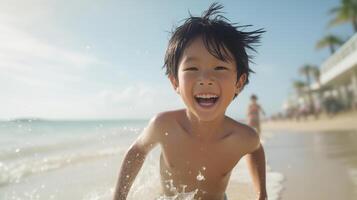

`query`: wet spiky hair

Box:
[163,2,264,89]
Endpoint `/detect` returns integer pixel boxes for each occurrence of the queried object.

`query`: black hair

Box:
[163,2,264,90]
[251,94,258,100]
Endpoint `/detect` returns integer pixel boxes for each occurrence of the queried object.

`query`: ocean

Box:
[0,119,283,200]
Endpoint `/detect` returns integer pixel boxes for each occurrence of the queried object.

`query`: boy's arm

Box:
[244,131,267,200]
[113,116,163,200]
[246,143,267,200]
[113,143,147,200]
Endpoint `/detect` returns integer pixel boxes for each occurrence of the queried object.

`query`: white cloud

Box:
[0,3,108,119]
[0,24,100,70]
[0,0,182,120]
[94,84,182,119]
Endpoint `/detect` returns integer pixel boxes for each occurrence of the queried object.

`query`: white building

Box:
[319,33,357,109]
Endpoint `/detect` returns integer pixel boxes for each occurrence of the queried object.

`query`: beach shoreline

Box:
[262,111,357,133]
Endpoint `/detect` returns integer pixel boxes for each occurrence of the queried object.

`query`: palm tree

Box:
[310,66,321,86]
[293,80,306,96]
[316,35,344,54]
[329,0,357,32]
[292,80,308,120]
[299,64,316,114]
[299,64,314,88]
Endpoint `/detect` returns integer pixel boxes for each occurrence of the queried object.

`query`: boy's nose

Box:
[198,76,214,86]
[197,71,214,86]
[199,81,213,86]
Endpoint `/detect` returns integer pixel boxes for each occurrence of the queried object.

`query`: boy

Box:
[113,3,267,200]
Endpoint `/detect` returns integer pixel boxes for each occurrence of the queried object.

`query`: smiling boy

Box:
[113,3,267,200]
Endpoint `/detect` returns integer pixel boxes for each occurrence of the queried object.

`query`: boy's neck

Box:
[184,109,226,141]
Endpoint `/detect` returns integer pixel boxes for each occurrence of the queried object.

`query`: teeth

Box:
[195,94,218,98]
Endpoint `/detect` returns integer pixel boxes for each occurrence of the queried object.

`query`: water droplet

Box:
[170,186,177,192]
[164,179,177,193]
[165,170,172,176]
[180,184,187,193]
[202,166,206,171]
[196,171,205,181]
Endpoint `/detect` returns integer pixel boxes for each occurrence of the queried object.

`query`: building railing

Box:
[320,33,357,74]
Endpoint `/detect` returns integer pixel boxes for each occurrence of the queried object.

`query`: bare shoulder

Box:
[225,117,261,155]
[144,109,184,139]
[133,110,181,153]
[149,109,183,130]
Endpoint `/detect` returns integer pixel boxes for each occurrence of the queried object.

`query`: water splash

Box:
[156,189,198,200]
[196,171,205,181]
[165,179,177,193]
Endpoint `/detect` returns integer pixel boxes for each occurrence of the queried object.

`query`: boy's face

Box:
[170,37,246,121]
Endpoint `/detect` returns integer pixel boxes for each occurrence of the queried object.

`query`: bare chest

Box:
[159,132,242,194]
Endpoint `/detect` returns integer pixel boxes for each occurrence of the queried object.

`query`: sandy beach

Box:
[262,111,357,133]
[259,111,357,200]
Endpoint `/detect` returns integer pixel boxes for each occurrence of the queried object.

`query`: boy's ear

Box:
[169,75,180,94]
[235,73,247,95]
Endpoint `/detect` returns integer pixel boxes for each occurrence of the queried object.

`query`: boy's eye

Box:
[183,67,198,71]
[215,66,228,70]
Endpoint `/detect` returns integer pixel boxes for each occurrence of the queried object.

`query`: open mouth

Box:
[194,94,219,108]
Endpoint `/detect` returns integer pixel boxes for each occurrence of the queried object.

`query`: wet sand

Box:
[264,130,357,200]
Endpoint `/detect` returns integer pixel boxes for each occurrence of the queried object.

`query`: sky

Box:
[0,0,354,120]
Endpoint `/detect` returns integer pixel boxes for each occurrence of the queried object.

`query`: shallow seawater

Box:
[0,119,284,200]
[264,130,357,200]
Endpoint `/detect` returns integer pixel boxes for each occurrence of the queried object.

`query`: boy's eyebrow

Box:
[182,56,234,66]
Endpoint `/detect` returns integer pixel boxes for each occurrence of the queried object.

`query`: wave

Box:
[0,140,92,161]
[0,147,125,186]
[0,127,139,161]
